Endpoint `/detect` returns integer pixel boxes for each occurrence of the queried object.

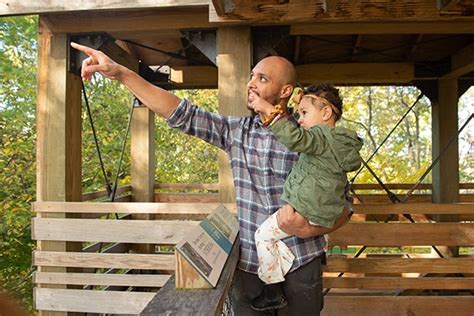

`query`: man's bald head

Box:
[260,56,297,87]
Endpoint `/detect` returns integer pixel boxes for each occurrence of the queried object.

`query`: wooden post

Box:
[431,78,460,258]
[217,26,251,203]
[129,62,155,254]
[131,105,155,254]
[36,19,82,316]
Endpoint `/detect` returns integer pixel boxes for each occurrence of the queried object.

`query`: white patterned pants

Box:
[255,211,295,284]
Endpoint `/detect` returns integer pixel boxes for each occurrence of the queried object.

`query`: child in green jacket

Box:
[249,84,363,312]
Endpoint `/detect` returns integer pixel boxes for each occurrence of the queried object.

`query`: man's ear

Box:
[280,84,294,99]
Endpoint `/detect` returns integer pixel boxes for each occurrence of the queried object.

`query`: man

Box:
[71,42,351,315]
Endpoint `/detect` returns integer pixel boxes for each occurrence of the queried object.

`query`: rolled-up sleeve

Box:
[167,98,238,152]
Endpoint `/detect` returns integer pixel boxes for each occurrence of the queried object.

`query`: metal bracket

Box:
[223,0,235,13]
[181,30,217,65]
[67,33,112,75]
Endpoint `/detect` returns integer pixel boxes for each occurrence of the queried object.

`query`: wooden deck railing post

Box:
[36,17,82,316]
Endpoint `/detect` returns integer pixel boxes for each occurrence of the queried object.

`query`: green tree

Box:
[0,15,38,309]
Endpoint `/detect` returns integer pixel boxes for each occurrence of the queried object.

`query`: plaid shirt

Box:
[167,99,326,274]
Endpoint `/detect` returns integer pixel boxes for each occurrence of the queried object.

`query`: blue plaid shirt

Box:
[167,99,326,273]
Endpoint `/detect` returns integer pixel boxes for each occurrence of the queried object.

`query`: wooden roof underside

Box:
[4,0,474,87]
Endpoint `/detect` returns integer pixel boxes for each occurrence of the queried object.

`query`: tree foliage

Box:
[0,15,37,309]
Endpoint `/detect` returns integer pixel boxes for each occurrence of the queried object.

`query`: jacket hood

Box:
[322,126,363,172]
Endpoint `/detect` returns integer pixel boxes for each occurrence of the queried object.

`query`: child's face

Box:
[296,97,327,129]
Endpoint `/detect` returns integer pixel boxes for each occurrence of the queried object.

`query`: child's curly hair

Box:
[304,84,343,121]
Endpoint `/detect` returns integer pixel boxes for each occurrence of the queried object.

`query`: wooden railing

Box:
[33,186,474,315]
[81,182,474,204]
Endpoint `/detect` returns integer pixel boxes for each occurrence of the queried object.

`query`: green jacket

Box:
[271,118,363,228]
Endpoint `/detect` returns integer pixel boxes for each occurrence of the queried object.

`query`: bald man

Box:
[72,42,350,315]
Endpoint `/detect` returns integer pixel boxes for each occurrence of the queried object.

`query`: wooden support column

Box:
[217,26,251,203]
[431,78,460,258]
[36,19,82,316]
[130,66,155,254]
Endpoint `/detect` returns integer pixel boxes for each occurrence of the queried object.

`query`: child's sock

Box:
[250,282,287,311]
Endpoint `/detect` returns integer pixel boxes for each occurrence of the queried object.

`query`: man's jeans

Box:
[231,256,324,315]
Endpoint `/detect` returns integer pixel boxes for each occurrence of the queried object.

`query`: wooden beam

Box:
[0,0,207,16]
[291,21,474,35]
[166,63,415,86]
[170,66,218,89]
[443,42,474,79]
[322,0,338,14]
[217,26,251,203]
[432,79,459,204]
[296,63,414,85]
[40,7,212,34]
[209,0,474,23]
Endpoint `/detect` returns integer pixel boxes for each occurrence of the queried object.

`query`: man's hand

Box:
[249,91,274,117]
[71,42,124,81]
[277,204,350,239]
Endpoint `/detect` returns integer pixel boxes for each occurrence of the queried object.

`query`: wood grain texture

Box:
[141,240,240,316]
[324,257,474,273]
[33,251,175,270]
[34,288,154,314]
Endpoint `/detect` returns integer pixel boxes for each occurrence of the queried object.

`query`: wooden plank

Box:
[217,26,251,203]
[155,183,219,190]
[155,193,219,203]
[1,0,207,16]
[291,21,474,35]
[41,7,212,34]
[323,276,474,289]
[81,185,131,201]
[329,223,474,247]
[33,202,237,214]
[34,288,154,314]
[33,272,170,287]
[322,296,474,316]
[324,258,474,273]
[33,251,175,270]
[352,203,474,214]
[296,63,414,85]
[170,66,218,89]
[32,218,198,244]
[141,240,240,315]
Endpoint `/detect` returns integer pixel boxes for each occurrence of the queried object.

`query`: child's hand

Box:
[249,91,275,117]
